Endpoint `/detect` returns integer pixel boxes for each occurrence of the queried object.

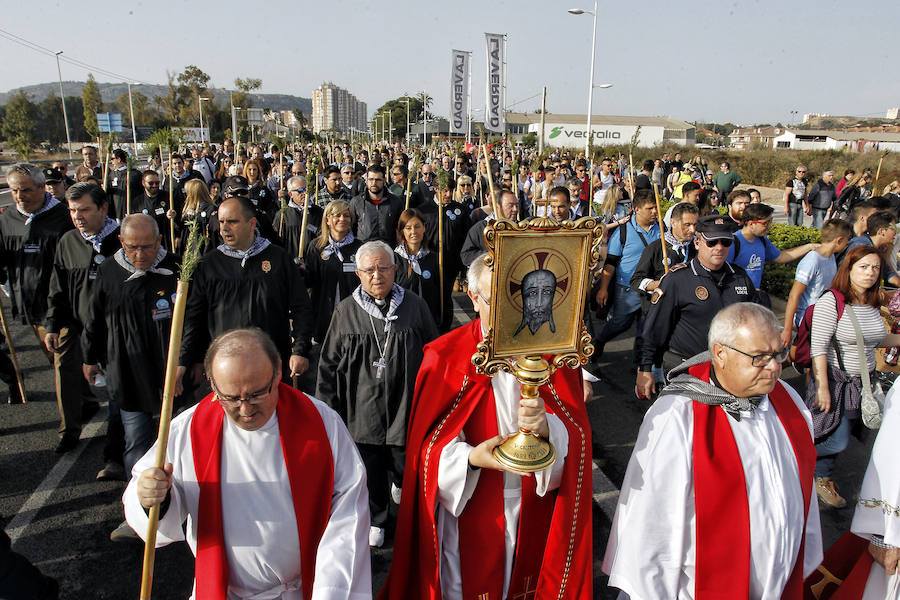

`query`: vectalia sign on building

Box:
[531,123,665,147]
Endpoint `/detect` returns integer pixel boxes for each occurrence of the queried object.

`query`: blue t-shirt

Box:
[793,250,837,325]
[726,231,781,288]
[607,215,661,286]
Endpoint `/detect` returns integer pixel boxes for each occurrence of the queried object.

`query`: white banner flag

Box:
[450,50,470,135]
[484,33,505,133]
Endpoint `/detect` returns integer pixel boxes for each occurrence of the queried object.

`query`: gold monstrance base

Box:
[492,355,556,472]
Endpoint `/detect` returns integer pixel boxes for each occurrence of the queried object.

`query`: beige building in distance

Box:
[311,82,367,135]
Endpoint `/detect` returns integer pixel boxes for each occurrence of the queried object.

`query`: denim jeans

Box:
[787,203,804,226]
[811,208,828,228]
[593,284,644,366]
[814,414,852,478]
[120,409,155,477]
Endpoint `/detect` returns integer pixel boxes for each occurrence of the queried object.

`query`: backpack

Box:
[791,289,845,370]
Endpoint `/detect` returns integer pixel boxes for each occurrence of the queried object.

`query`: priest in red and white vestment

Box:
[123,328,372,600]
[379,256,593,600]
[604,302,822,599]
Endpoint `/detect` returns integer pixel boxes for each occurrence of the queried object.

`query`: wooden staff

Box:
[0,300,26,402]
[102,140,111,193]
[653,183,669,275]
[438,195,445,322]
[140,220,203,599]
[873,153,886,195]
[628,152,637,209]
[481,142,498,217]
[405,157,417,210]
[126,154,133,216]
[166,146,176,253]
[299,160,316,258]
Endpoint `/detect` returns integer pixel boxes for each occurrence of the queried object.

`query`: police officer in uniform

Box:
[635,214,758,398]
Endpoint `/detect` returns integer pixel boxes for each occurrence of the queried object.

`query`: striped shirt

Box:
[810,293,886,375]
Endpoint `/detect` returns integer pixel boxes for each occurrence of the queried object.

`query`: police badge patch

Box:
[695,286,709,300]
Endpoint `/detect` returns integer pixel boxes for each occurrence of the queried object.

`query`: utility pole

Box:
[127,82,139,159]
[539,86,547,154]
[55,51,73,159]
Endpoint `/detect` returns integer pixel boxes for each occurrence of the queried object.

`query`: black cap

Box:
[695,214,735,240]
[223,175,249,196]
[42,167,64,184]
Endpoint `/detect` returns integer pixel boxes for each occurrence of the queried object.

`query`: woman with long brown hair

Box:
[393,208,440,327]
[807,245,900,507]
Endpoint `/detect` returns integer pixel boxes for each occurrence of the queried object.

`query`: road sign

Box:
[246,108,264,126]
[97,113,123,133]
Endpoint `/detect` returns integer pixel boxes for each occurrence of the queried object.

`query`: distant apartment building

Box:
[311,83,367,134]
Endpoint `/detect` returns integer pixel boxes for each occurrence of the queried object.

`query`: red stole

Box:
[379,319,593,600]
[691,362,815,600]
[190,383,334,600]
[457,389,556,599]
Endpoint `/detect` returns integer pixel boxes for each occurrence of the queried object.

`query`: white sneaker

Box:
[369,526,385,548]
[390,483,402,504]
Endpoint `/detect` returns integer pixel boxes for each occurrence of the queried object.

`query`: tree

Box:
[82,73,103,140]
[117,90,154,127]
[233,77,262,109]
[520,132,537,148]
[375,95,428,142]
[2,91,38,158]
[176,65,211,123]
[155,71,187,123]
[36,93,66,148]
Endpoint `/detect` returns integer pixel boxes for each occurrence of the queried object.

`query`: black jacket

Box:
[638,258,757,370]
[349,191,404,246]
[0,198,74,324]
[629,237,696,313]
[45,226,121,334]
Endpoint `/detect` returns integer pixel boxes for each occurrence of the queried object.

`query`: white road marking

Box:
[6,413,106,546]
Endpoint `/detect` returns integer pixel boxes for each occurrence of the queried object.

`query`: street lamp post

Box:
[54,51,73,159]
[400,98,411,146]
[569,2,599,160]
[127,82,139,160]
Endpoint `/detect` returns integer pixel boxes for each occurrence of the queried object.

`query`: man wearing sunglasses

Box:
[636,214,757,398]
[125,328,372,598]
[606,302,821,599]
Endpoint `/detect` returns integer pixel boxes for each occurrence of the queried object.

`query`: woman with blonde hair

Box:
[303,200,361,343]
[174,178,219,253]
[243,159,276,218]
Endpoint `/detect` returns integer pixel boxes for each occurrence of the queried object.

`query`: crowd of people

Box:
[2,137,900,599]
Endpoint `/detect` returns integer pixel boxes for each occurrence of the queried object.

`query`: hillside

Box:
[0,81,312,114]
[798,115,900,130]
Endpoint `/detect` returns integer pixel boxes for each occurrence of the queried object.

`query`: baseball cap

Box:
[705,169,714,175]
[695,215,735,240]
[223,175,249,196]
[43,167,64,183]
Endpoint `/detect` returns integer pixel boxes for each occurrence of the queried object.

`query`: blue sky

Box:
[2,0,898,126]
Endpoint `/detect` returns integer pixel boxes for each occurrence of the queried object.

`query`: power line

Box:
[0,27,154,86]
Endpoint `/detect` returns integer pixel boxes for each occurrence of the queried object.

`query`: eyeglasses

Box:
[796,170,807,174]
[212,372,277,407]
[290,188,307,194]
[702,237,733,248]
[421,172,435,178]
[357,265,394,276]
[747,219,773,226]
[721,344,789,367]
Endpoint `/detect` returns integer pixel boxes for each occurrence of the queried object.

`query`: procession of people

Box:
[3,137,900,600]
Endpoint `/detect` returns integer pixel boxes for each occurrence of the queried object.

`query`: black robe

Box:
[394,250,443,328]
[0,200,74,323]
[45,226,121,334]
[303,236,363,342]
[81,251,178,413]
[107,167,143,219]
[134,193,178,251]
[179,243,313,369]
[418,199,470,280]
[316,289,438,445]
[272,204,323,257]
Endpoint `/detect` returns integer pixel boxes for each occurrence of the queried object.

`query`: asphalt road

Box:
[0,291,869,599]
